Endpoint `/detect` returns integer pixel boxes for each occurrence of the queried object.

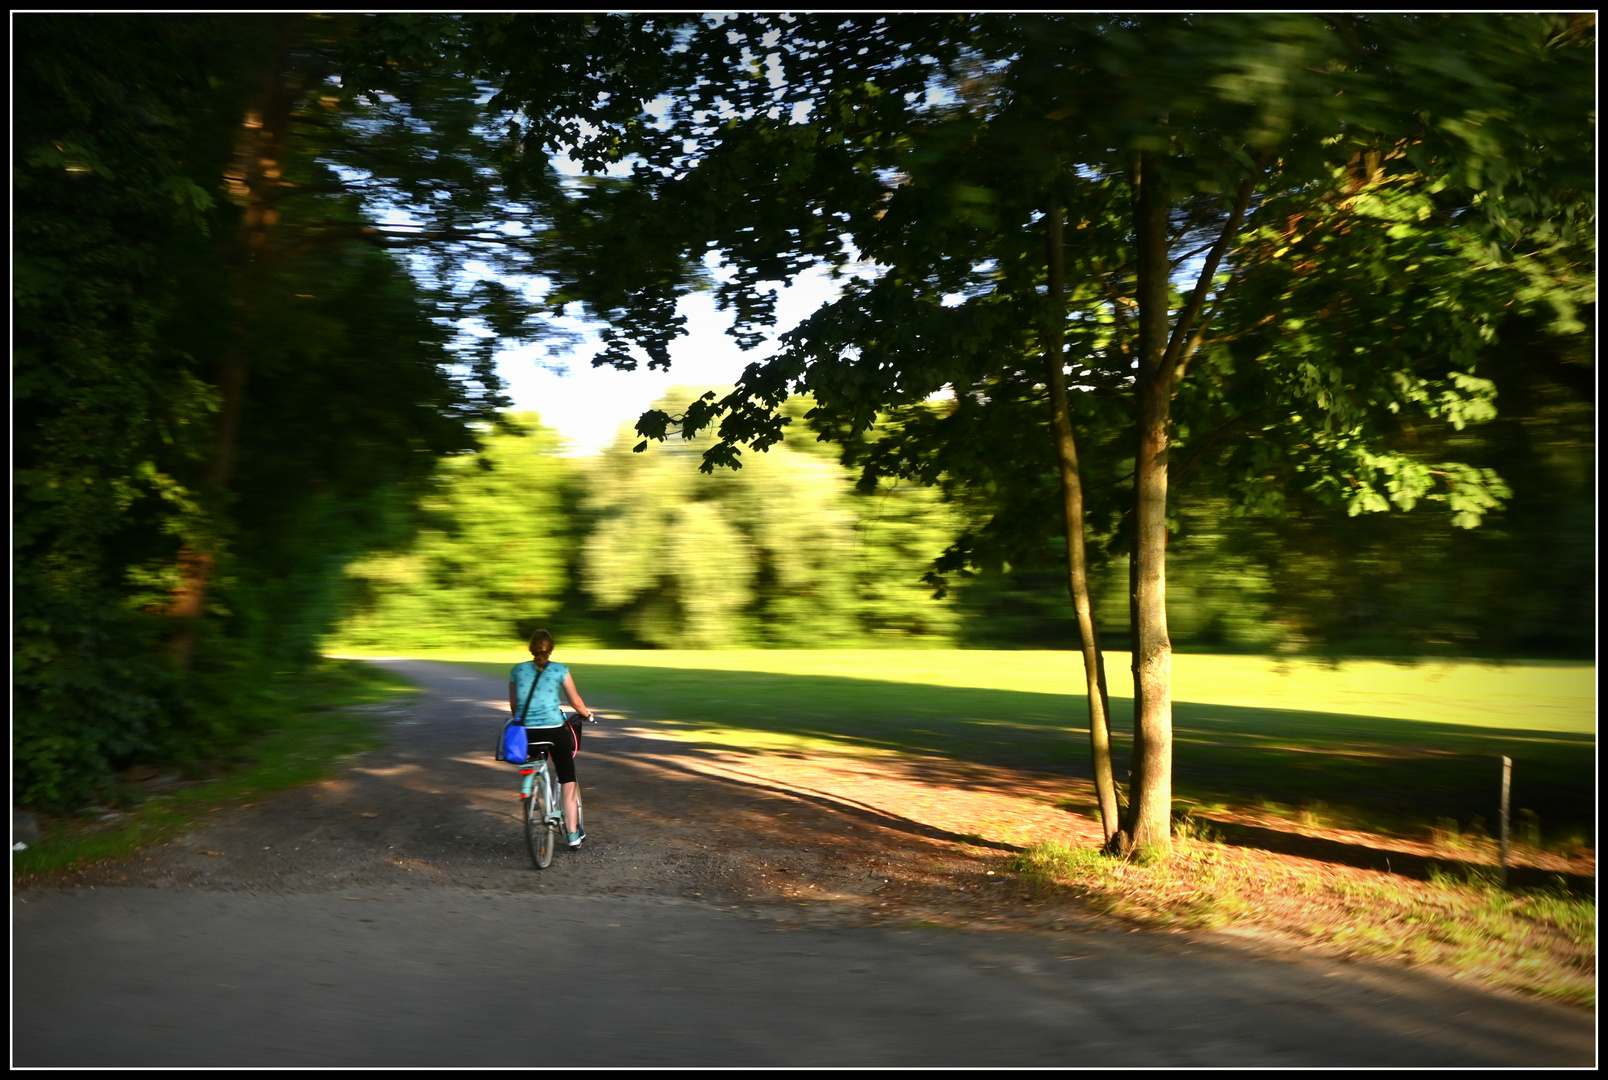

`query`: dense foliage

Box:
[13,15,533,808]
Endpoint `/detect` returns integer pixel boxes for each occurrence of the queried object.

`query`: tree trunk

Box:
[1124,150,1175,855]
[166,349,248,667]
[1042,196,1122,843]
[167,23,299,667]
[1116,155,1259,855]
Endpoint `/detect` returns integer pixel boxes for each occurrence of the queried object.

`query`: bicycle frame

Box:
[518,749,563,826]
[517,707,584,813]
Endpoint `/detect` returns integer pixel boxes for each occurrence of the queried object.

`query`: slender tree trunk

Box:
[1042,196,1121,843]
[1125,150,1175,855]
[1122,523,1139,848]
[1120,154,1259,855]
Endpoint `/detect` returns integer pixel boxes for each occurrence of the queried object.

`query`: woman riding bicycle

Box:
[509,629,592,849]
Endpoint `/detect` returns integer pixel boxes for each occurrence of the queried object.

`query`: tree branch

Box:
[1162,168,1259,377]
[1168,235,1221,271]
[1196,311,1277,346]
[1167,192,1229,252]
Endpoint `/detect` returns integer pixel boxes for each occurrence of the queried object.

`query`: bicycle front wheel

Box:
[526,771,555,869]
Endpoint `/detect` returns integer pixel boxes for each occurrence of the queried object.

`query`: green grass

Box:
[352,648,1595,848]
[1010,840,1596,1006]
[331,647,1595,732]
[13,659,418,881]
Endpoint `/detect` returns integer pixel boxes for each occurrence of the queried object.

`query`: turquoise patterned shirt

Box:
[510,660,569,728]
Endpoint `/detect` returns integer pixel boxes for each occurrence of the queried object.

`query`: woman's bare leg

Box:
[561,781,580,835]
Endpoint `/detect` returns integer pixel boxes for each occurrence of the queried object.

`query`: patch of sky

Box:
[495,261,852,456]
[829,237,885,285]
[873,166,909,189]
[644,94,676,132]
[377,203,426,232]
[327,163,375,188]
[1174,251,1211,293]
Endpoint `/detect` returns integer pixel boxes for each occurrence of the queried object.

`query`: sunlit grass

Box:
[328,647,1594,733]
[13,659,418,882]
[614,720,870,757]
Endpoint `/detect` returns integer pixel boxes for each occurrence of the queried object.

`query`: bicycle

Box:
[518,708,595,869]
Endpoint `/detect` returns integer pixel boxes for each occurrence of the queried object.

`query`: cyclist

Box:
[509,629,592,849]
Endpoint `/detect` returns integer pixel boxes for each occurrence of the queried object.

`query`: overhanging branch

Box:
[1162,168,1259,378]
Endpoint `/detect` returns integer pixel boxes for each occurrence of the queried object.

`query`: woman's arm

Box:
[509,681,518,715]
[561,672,590,719]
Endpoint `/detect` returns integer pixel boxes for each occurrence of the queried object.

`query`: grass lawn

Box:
[13,659,418,881]
[342,648,1596,851]
[1010,838,1595,1006]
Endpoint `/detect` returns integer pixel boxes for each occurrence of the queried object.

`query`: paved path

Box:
[12,660,1595,1066]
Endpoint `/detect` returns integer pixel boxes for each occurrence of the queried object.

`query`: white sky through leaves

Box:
[495,268,844,456]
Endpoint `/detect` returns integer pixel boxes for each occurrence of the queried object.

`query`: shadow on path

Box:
[616,748,1022,854]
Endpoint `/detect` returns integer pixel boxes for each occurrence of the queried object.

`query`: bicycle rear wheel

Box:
[525,769,555,869]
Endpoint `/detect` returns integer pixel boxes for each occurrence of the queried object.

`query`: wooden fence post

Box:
[1499,755,1512,888]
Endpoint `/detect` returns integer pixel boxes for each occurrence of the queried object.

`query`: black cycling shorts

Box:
[524,723,578,785]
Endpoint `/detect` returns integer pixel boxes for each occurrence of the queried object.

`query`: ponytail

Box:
[529,628,555,673]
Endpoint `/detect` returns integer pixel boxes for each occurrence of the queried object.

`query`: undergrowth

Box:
[13,658,416,882]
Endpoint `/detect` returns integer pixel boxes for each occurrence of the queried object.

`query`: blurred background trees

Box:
[329,415,573,651]
[320,368,1590,663]
[578,393,962,648]
[326,395,963,651]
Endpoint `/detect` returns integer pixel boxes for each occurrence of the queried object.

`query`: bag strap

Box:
[517,662,542,723]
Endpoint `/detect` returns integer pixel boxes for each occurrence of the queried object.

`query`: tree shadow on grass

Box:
[1200,819,1595,897]
[571,662,1596,856]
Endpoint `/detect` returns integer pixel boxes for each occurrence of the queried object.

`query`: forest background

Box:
[330,388,1593,662]
[13,13,1593,813]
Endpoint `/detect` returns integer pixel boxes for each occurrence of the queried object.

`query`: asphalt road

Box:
[11,659,1595,1067]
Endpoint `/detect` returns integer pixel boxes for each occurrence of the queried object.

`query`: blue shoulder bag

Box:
[495,669,541,764]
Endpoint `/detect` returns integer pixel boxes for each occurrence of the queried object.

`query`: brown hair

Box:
[528,629,555,672]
